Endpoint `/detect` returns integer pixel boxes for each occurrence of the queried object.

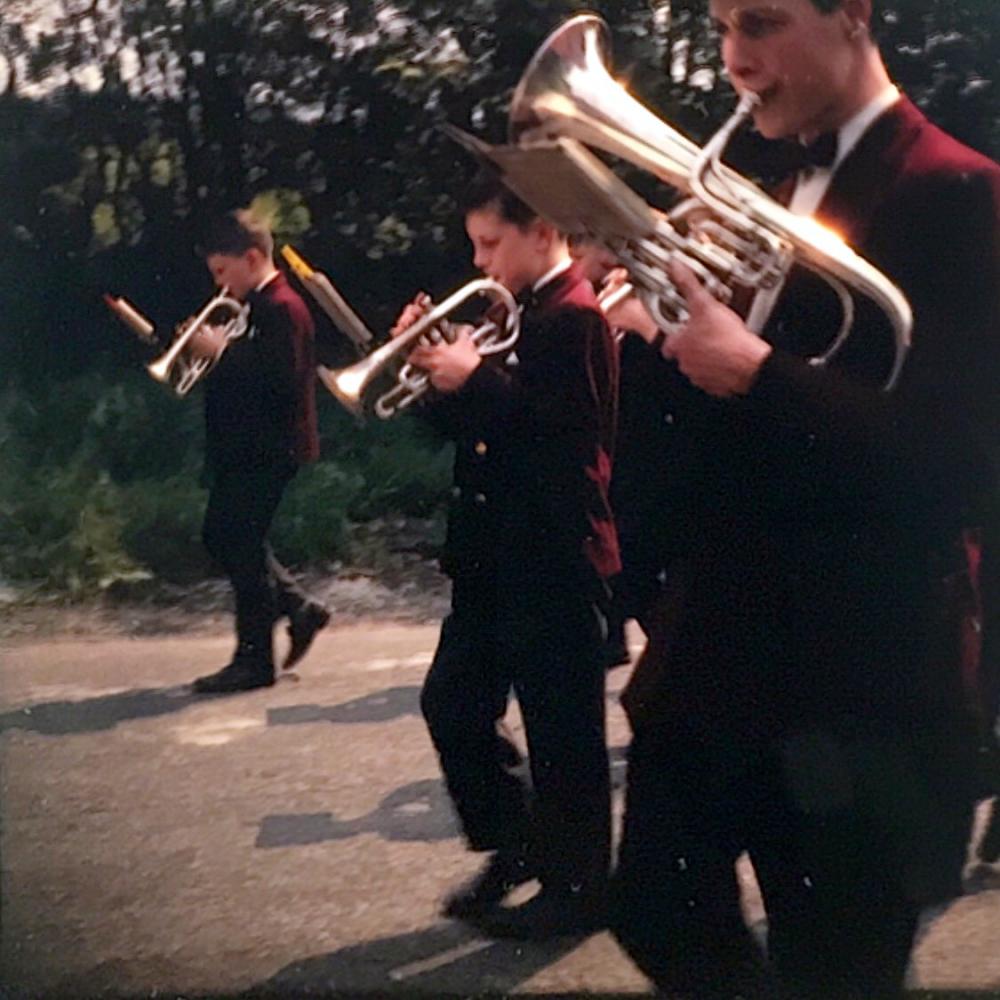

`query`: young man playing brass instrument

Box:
[392,170,620,939]
[588,0,1000,996]
[187,209,329,693]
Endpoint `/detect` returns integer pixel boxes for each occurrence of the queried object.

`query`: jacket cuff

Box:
[744,346,822,415]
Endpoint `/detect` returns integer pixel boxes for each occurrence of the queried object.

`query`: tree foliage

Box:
[0,0,998,589]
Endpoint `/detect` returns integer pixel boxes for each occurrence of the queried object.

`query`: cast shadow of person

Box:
[256,776,460,847]
[268,682,634,732]
[255,723,630,850]
[266,685,422,728]
[0,684,200,736]
[0,680,423,740]
[256,919,590,996]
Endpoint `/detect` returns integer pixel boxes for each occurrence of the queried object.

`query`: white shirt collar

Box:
[828,84,900,171]
[748,87,901,332]
[254,269,280,294]
[532,256,573,294]
[788,84,900,218]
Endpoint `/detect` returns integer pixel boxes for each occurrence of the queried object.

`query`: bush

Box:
[339,419,454,521]
[0,376,205,592]
[0,375,454,595]
[118,471,210,584]
[270,461,363,565]
[0,458,150,594]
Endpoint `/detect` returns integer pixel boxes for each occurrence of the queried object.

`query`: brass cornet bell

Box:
[318,278,520,419]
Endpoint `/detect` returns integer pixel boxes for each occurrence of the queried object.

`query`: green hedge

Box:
[0,375,452,595]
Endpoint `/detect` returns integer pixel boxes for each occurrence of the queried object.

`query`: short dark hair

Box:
[460,167,538,228]
[808,0,881,40]
[199,208,274,259]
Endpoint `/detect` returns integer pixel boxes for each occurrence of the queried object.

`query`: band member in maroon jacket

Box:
[602,1,1000,997]
[569,235,678,664]
[188,209,329,694]
[394,170,619,939]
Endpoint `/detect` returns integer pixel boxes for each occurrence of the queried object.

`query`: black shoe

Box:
[282,602,331,670]
[192,661,275,694]
[471,885,606,940]
[442,850,536,919]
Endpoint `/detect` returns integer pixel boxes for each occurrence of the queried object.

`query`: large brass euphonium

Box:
[319,278,519,419]
[498,14,911,390]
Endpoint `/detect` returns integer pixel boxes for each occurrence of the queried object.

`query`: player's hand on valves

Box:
[390,292,432,338]
[665,260,772,397]
[600,269,660,340]
[408,330,481,393]
[186,323,228,361]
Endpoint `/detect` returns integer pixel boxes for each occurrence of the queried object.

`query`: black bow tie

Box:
[790,132,839,172]
[721,130,839,186]
[515,285,539,310]
[759,132,839,181]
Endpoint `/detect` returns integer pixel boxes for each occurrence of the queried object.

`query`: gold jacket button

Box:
[474,440,488,456]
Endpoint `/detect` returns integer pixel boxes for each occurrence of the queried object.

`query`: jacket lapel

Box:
[816,97,927,248]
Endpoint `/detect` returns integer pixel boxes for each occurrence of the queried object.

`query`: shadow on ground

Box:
[0,685,199,736]
[255,920,590,996]
[256,777,459,846]
[254,742,630,849]
[267,686,422,727]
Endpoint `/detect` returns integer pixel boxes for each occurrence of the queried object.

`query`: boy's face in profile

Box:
[465,205,549,297]
[206,249,260,301]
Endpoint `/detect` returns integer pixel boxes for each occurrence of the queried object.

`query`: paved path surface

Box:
[2,622,999,997]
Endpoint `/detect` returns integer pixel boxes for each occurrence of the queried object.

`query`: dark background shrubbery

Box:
[1,0,998,596]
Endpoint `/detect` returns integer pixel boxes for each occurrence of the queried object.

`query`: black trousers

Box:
[201,462,307,666]
[611,729,921,1000]
[421,575,611,894]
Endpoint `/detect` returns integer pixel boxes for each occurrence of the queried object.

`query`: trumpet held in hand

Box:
[319,278,519,420]
[147,290,248,396]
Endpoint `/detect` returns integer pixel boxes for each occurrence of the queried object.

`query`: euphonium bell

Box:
[318,278,519,420]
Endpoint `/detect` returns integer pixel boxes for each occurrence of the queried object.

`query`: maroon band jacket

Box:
[621,96,1000,902]
[426,262,620,590]
[204,271,319,474]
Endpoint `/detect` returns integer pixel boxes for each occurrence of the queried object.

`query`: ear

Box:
[245,246,266,268]
[840,0,872,39]
[531,217,557,250]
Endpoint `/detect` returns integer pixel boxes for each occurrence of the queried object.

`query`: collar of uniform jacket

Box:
[516,257,575,310]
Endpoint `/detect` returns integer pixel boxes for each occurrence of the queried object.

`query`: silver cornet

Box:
[319,278,519,419]
[147,289,249,395]
[106,289,249,396]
